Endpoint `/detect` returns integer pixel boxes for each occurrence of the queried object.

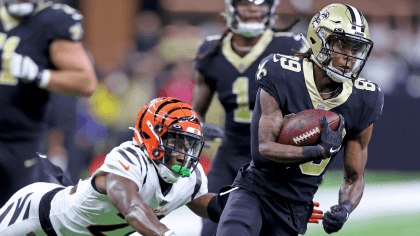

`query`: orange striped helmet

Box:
[133,97,204,182]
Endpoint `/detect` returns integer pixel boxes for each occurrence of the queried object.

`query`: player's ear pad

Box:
[216,185,232,212]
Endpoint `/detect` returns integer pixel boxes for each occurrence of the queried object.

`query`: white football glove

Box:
[10,52,50,87]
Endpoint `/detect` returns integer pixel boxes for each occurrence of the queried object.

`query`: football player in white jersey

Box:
[0,97,222,236]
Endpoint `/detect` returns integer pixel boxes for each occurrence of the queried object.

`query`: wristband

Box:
[302,145,326,160]
[37,69,51,88]
[339,200,353,216]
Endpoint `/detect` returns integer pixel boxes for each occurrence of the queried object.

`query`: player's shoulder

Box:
[271,31,303,45]
[106,141,149,169]
[196,35,221,55]
[353,77,384,106]
[35,2,83,23]
[257,53,303,79]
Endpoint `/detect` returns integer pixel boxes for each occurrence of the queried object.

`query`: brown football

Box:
[277,109,340,146]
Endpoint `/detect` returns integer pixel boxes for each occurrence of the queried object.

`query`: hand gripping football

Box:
[277,109,340,146]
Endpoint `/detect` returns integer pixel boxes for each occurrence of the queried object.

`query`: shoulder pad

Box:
[40,3,84,41]
[196,36,220,57]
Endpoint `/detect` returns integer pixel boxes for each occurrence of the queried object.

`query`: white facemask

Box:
[7,3,35,18]
[235,22,266,38]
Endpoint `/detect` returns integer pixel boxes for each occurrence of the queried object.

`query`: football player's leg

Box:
[0,141,48,207]
[216,188,263,236]
[201,144,240,236]
[0,182,61,235]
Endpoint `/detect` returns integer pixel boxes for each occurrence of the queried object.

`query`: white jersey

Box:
[49,141,208,236]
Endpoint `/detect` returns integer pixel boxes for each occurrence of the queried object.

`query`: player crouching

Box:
[0,97,221,236]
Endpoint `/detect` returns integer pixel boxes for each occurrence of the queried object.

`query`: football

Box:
[277,109,340,146]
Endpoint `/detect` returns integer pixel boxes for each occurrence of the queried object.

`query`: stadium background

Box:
[46,0,420,235]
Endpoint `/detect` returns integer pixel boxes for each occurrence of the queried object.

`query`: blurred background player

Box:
[216,3,384,235]
[191,1,304,234]
[0,97,222,236]
[0,0,97,206]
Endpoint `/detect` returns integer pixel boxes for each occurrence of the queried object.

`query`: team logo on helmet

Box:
[312,5,333,28]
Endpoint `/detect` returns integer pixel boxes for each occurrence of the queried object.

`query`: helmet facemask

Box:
[223,0,279,38]
[3,0,43,18]
[312,28,373,83]
[153,124,205,180]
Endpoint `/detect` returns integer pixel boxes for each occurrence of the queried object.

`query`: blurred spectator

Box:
[157,20,201,63]
[156,59,196,104]
[135,11,163,52]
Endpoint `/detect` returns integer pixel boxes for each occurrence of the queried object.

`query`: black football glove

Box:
[318,114,345,158]
[322,201,353,234]
[201,123,224,141]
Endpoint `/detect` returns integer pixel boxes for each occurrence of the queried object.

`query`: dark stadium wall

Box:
[328,94,420,171]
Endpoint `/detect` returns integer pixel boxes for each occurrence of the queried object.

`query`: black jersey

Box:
[194,30,304,147]
[0,3,83,141]
[234,53,384,203]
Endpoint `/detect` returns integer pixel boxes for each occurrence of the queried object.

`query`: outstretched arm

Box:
[104,173,168,236]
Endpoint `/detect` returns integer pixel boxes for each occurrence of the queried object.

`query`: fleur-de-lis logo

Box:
[312,5,334,28]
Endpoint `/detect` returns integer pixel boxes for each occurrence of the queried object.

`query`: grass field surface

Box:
[152,170,420,236]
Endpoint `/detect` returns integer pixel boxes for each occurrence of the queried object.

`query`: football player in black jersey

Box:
[0,0,97,206]
[191,0,304,235]
[216,3,384,236]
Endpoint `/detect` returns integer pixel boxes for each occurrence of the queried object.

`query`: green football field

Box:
[306,169,420,236]
[306,211,420,236]
[158,169,420,236]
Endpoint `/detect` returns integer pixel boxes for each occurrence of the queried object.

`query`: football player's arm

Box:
[46,39,98,96]
[258,88,321,164]
[191,71,215,122]
[322,124,373,234]
[340,124,373,210]
[187,193,220,222]
[104,172,169,236]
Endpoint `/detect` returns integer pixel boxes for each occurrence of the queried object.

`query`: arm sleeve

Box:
[256,54,283,108]
[367,87,384,126]
[194,39,218,91]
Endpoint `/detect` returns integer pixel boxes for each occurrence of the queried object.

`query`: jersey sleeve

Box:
[353,82,384,134]
[190,163,208,201]
[194,37,220,91]
[47,4,84,41]
[255,54,283,108]
[366,85,384,127]
[98,144,147,190]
